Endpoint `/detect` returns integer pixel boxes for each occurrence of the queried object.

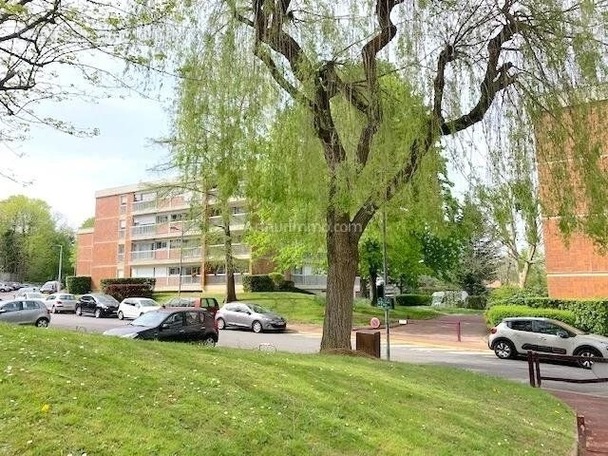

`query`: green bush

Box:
[100,278,156,291]
[562,301,608,335]
[465,295,487,310]
[66,276,91,295]
[394,294,432,307]
[104,284,154,302]
[485,305,576,327]
[268,272,284,287]
[242,275,275,292]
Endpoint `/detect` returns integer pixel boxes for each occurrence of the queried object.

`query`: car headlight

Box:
[121,333,139,339]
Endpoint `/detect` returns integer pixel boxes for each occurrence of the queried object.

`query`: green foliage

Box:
[66,276,91,295]
[488,286,548,307]
[242,274,275,292]
[485,305,576,327]
[268,272,285,287]
[100,278,156,292]
[466,296,488,310]
[0,195,74,283]
[394,294,432,307]
[79,217,95,229]
[104,284,154,302]
[564,301,608,336]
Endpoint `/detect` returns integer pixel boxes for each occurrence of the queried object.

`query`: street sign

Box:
[370,317,381,329]
[378,297,392,309]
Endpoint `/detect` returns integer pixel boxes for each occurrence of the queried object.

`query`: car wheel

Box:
[574,347,602,369]
[118,311,124,320]
[493,339,516,359]
[75,306,82,316]
[252,320,263,334]
[216,318,226,330]
[35,318,49,328]
[201,334,217,347]
[94,308,102,319]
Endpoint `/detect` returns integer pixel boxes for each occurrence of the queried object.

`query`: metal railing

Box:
[131,225,156,238]
[132,200,157,212]
[205,273,245,285]
[291,274,327,287]
[527,351,608,387]
[131,250,155,260]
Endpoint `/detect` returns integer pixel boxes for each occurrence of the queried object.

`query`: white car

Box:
[488,317,608,368]
[45,293,78,313]
[117,297,161,320]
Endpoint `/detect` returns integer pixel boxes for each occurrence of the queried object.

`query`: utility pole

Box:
[55,245,63,290]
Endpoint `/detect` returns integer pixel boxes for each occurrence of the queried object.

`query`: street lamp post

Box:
[54,244,63,290]
[381,208,390,361]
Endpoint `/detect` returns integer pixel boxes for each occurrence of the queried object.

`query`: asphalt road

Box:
[0,289,605,398]
[39,312,608,397]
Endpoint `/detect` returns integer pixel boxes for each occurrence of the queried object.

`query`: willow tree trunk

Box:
[320,216,360,352]
[223,221,237,303]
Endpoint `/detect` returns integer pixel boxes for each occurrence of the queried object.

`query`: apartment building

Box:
[536,97,608,298]
[76,182,269,292]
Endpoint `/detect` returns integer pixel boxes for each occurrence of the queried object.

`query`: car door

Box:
[183,311,204,342]
[221,304,239,327]
[0,301,24,324]
[122,299,136,319]
[79,295,93,314]
[157,312,186,341]
[20,300,41,324]
[532,320,572,355]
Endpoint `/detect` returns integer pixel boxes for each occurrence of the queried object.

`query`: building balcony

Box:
[131,225,157,238]
[291,274,328,288]
[130,247,203,263]
[206,243,251,260]
[132,200,157,213]
[153,275,202,290]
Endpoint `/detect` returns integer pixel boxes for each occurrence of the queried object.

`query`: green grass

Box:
[153,291,438,325]
[0,324,574,455]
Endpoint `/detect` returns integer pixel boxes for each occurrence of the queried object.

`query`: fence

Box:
[526,351,608,388]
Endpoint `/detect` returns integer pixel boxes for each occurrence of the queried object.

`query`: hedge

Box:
[66,276,91,295]
[100,278,156,291]
[242,275,275,292]
[394,294,431,306]
[103,284,154,302]
[485,305,576,327]
[465,295,487,310]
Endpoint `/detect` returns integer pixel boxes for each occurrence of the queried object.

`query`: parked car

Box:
[17,287,40,294]
[45,293,78,314]
[215,302,287,333]
[40,280,61,294]
[118,297,161,320]
[0,299,51,327]
[15,292,46,305]
[75,293,120,318]
[0,283,12,292]
[103,307,218,345]
[488,317,608,368]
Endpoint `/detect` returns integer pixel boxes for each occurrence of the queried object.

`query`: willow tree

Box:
[137,0,608,350]
[170,29,276,302]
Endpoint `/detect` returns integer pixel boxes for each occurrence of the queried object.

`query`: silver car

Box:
[0,299,51,327]
[215,302,287,333]
[45,293,78,314]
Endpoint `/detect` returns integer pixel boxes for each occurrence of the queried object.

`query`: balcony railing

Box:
[130,247,203,262]
[131,225,156,238]
[132,200,157,213]
[206,243,250,259]
[131,250,155,260]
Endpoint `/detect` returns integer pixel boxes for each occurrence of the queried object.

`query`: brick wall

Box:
[76,230,93,277]
[90,195,120,290]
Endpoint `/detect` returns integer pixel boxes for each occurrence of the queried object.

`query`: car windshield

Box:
[249,304,272,314]
[96,295,119,305]
[551,319,586,335]
[139,299,159,307]
[130,311,167,327]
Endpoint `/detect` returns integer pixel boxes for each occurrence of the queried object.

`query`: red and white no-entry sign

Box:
[370,317,381,329]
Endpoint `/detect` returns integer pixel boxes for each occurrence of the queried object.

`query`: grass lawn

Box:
[153,291,439,326]
[0,324,574,455]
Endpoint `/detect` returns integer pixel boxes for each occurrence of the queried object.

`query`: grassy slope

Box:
[153,291,439,325]
[0,324,573,455]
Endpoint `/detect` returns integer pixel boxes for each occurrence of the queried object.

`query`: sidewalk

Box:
[292,315,608,455]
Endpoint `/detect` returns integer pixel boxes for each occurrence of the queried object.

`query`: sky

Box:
[0,90,174,229]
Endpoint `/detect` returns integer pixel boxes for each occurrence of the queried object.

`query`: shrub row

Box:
[104,284,154,302]
[66,276,92,295]
[394,294,432,307]
[242,274,315,295]
[485,305,577,327]
[487,296,608,335]
[100,278,156,290]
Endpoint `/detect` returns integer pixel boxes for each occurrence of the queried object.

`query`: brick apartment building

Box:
[76,183,270,292]
[537,97,608,299]
[76,182,335,293]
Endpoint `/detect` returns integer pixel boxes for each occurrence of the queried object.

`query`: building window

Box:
[120,195,127,205]
[170,213,184,221]
[232,206,246,215]
[119,220,127,230]
[156,214,168,224]
[154,241,167,250]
